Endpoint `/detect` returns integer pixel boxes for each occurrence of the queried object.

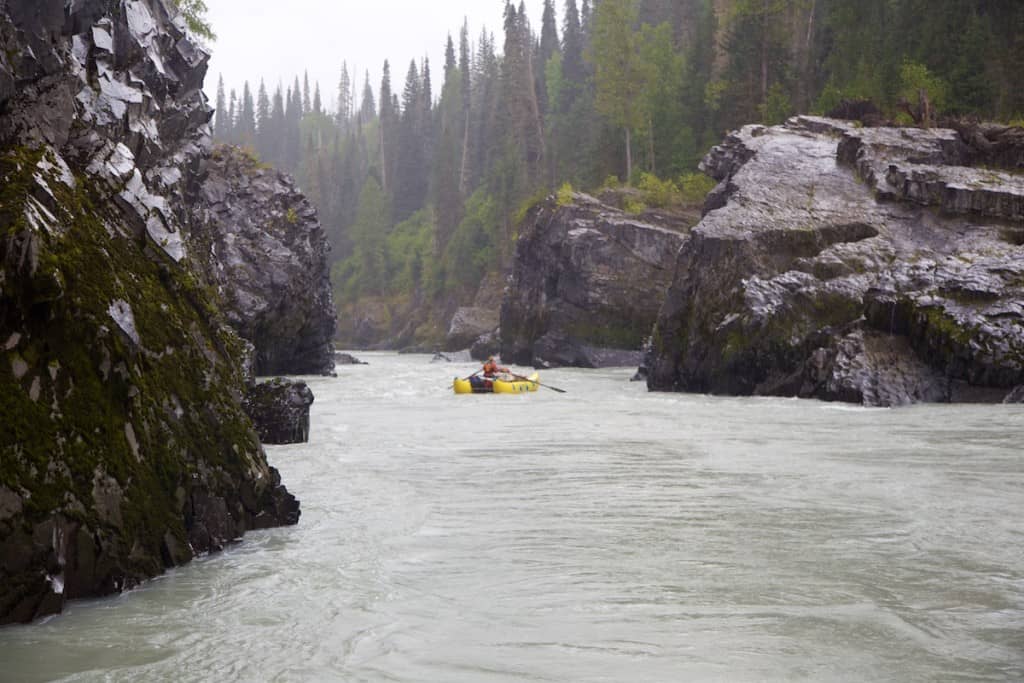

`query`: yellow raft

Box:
[453,372,540,394]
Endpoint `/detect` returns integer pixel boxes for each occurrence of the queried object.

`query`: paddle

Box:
[511,373,567,394]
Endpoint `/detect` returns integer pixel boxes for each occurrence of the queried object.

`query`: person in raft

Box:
[474,356,509,389]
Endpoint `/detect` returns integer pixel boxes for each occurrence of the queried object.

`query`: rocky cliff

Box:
[501,193,690,368]
[0,0,300,624]
[647,116,1024,406]
[192,145,336,376]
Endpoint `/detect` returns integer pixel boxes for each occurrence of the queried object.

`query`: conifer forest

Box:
[211,0,1024,345]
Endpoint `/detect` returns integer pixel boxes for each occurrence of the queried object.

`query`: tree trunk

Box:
[459,114,470,196]
[625,127,633,184]
[760,0,770,107]
[379,121,387,191]
[802,0,817,111]
[648,113,656,174]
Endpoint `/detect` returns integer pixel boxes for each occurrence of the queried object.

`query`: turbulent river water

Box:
[2,352,1023,682]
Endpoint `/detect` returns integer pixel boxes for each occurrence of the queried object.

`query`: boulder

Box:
[191,145,337,376]
[647,116,1024,406]
[501,192,690,368]
[244,379,314,445]
[445,307,499,351]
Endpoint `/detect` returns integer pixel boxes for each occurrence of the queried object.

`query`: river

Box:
[2,352,1022,682]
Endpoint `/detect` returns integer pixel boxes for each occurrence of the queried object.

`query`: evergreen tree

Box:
[269,84,285,165]
[394,60,427,221]
[359,70,376,120]
[227,88,237,144]
[350,176,391,295]
[302,71,311,114]
[562,0,585,92]
[458,20,473,195]
[379,61,395,190]
[589,0,644,181]
[336,61,353,127]
[213,74,227,140]
[537,0,559,115]
[256,79,270,158]
[313,83,322,115]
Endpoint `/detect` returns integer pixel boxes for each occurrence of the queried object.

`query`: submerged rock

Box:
[647,116,1024,406]
[192,145,337,376]
[0,0,300,624]
[501,193,690,368]
[244,379,314,445]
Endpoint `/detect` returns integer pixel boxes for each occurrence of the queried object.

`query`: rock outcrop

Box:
[647,116,1024,406]
[501,193,690,368]
[192,145,336,376]
[0,0,300,624]
[244,379,314,445]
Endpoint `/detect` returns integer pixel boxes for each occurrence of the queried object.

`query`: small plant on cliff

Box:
[623,197,647,214]
[285,208,298,225]
[556,182,575,206]
[678,172,716,204]
[636,172,681,208]
[171,0,216,42]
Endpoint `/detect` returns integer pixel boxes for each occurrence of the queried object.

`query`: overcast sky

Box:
[202,0,545,109]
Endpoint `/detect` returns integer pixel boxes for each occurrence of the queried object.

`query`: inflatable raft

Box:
[453,373,540,394]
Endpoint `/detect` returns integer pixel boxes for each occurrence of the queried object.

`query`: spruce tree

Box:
[213,74,227,141]
[589,0,643,182]
[562,0,585,88]
[395,60,425,221]
[359,70,376,120]
[269,84,285,166]
[458,20,473,195]
[379,61,396,191]
[336,61,352,127]
[256,79,270,158]
[227,88,237,144]
[302,71,311,114]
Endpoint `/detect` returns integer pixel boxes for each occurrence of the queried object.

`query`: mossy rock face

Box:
[647,117,1024,406]
[500,193,691,368]
[0,0,301,624]
[243,379,314,445]
[1,150,299,624]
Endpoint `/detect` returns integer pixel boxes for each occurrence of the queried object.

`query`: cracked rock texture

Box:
[192,145,336,376]
[1,0,301,624]
[243,379,314,445]
[647,116,1024,406]
[501,193,689,368]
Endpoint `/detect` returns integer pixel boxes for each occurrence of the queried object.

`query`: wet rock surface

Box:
[501,193,690,368]
[192,145,337,376]
[244,379,314,445]
[647,116,1024,406]
[0,0,300,624]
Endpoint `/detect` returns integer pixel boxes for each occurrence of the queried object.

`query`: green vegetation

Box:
[1,146,262,566]
[170,0,215,42]
[212,0,1024,346]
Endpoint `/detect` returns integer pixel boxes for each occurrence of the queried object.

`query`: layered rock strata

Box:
[0,0,299,624]
[647,116,1024,406]
[192,145,336,376]
[501,193,689,368]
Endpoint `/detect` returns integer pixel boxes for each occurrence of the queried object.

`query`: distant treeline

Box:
[212,0,1024,331]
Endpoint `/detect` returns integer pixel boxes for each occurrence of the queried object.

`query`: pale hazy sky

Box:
[202,0,547,108]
